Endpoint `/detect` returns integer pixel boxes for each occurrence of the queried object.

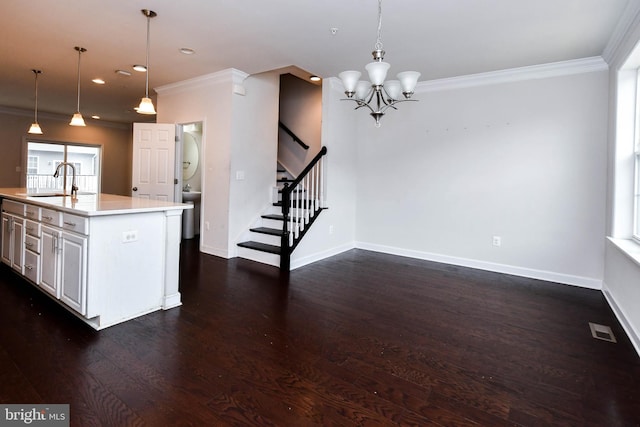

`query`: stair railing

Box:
[280,146,327,270]
[279,121,310,150]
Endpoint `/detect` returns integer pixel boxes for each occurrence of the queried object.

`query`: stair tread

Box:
[237,241,281,255]
[261,214,299,222]
[250,227,282,236]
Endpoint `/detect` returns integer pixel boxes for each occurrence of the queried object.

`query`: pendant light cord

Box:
[33,70,39,122]
[375,0,383,51]
[145,14,150,97]
[75,47,84,112]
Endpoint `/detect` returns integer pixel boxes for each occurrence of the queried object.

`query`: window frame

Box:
[24,140,102,195]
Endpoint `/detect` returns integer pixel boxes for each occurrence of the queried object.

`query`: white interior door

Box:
[132,123,176,201]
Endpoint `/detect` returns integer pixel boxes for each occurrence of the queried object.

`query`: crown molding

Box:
[602,0,640,66]
[0,105,131,130]
[415,57,608,93]
[155,68,249,96]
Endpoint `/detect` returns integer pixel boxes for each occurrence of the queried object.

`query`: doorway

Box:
[179,122,203,240]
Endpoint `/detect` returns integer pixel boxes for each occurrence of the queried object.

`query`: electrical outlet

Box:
[329,225,334,234]
[122,230,138,243]
[492,236,501,247]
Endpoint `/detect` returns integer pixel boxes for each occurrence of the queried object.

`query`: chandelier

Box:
[339,0,421,127]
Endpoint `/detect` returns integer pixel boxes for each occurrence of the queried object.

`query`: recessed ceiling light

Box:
[310,76,321,82]
[91,115,100,119]
[92,78,105,84]
[133,64,147,72]
[179,47,195,55]
[115,69,132,76]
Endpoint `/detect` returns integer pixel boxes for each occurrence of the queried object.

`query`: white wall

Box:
[290,78,358,268]
[228,72,280,253]
[156,69,239,258]
[603,6,640,356]
[354,65,609,288]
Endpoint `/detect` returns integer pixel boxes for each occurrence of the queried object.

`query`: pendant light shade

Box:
[138,9,157,115]
[28,69,43,134]
[69,46,87,127]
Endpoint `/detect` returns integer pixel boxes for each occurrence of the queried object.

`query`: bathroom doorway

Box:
[178,122,203,241]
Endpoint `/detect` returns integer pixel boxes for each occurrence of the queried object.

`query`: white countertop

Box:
[0,188,192,217]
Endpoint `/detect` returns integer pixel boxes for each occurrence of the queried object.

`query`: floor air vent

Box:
[589,322,617,343]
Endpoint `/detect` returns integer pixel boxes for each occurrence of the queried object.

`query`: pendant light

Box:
[137,9,157,115]
[69,46,87,126]
[28,69,43,134]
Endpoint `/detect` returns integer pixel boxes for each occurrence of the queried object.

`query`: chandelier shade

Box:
[69,46,86,127]
[28,69,43,134]
[138,9,157,115]
[338,0,421,127]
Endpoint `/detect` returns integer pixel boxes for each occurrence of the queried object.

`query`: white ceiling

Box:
[0,0,631,124]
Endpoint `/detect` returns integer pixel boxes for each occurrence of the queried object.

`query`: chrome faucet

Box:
[53,162,78,197]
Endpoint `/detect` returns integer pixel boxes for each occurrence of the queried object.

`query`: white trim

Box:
[603,1,640,65]
[155,68,249,95]
[355,242,603,290]
[602,286,640,358]
[290,242,354,270]
[415,57,608,93]
[0,105,130,130]
[608,237,640,267]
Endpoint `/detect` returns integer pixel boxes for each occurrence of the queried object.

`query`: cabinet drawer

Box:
[62,213,88,235]
[2,200,25,216]
[25,204,41,221]
[24,250,40,284]
[41,208,62,227]
[24,234,41,254]
[25,219,41,237]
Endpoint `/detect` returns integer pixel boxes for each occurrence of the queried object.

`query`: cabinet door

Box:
[40,225,61,298]
[60,231,87,315]
[1,213,11,266]
[11,217,24,274]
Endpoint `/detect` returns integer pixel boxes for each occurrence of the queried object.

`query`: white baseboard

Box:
[602,286,640,358]
[355,242,603,290]
[291,242,355,270]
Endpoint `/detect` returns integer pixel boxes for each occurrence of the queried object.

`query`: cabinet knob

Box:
[132,187,138,192]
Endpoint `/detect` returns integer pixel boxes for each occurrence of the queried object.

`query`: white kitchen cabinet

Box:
[1,212,24,273]
[40,224,61,298]
[0,190,188,330]
[59,231,87,315]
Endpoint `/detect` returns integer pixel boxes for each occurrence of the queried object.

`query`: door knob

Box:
[132,187,138,191]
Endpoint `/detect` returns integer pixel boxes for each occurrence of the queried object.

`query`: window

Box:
[634,70,640,243]
[26,141,101,194]
[27,156,38,175]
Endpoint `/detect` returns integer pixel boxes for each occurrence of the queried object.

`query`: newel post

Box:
[280,183,291,271]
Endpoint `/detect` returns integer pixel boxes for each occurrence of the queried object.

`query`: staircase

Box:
[237,146,327,270]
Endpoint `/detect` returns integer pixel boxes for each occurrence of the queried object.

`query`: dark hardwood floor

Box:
[0,238,639,426]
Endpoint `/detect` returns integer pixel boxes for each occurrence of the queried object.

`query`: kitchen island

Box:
[0,188,192,330]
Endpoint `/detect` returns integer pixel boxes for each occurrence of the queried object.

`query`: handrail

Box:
[281,146,326,194]
[279,121,309,150]
[280,146,327,270]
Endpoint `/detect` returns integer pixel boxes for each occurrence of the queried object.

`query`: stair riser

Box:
[237,247,280,267]
[249,232,281,246]
[262,218,285,229]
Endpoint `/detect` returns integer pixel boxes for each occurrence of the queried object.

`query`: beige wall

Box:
[0,108,133,195]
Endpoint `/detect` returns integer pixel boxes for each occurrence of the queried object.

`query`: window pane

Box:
[67,145,100,193]
[26,142,64,191]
